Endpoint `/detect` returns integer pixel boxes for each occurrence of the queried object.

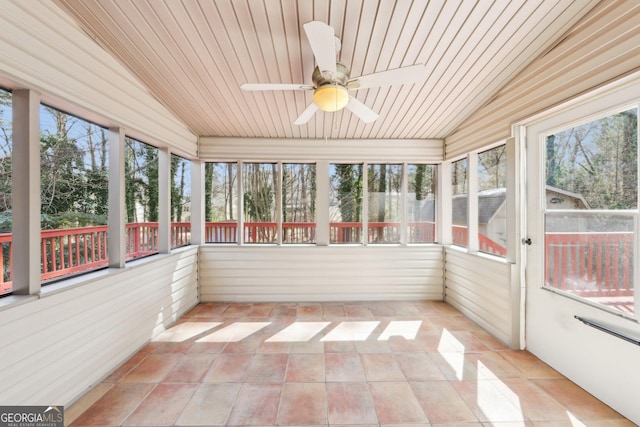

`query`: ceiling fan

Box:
[241,21,427,125]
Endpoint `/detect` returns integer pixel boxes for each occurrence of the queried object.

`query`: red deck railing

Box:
[0,222,191,294]
[452,225,507,256]
[545,232,634,297]
[41,225,109,280]
[204,221,437,244]
[0,224,633,305]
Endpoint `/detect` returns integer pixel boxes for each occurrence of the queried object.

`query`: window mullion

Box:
[108,127,126,268]
[362,163,368,246]
[238,161,243,245]
[158,147,171,254]
[401,163,408,245]
[277,161,283,245]
[438,161,452,245]
[190,160,205,245]
[467,153,479,252]
[12,89,41,294]
[316,161,329,246]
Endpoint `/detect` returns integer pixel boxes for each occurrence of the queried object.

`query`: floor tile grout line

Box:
[68,302,632,426]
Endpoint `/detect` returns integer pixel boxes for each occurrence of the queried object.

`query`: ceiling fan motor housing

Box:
[312,62,350,112]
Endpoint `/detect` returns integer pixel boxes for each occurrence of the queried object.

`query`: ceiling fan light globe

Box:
[313,84,349,112]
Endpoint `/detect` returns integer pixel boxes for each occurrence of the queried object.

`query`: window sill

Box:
[0,294,38,313]
[444,244,512,264]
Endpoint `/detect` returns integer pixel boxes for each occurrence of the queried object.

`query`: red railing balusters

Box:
[545,232,633,297]
[0,225,633,305]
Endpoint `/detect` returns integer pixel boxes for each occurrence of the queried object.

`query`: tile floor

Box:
[66,301,634,426]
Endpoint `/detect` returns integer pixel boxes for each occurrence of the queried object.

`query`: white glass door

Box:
[524,79,640,420]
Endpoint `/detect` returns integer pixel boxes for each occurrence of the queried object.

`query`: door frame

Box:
[514,73,640,422]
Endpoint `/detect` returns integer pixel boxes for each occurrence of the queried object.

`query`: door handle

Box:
[522,238,532,245]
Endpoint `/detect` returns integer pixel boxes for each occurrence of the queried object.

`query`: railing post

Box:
[134,224,141,256]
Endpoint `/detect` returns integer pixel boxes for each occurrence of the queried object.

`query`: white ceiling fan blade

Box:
[347,64,427,89]
[294,103,320,125]
[241,83,314,91]
[345,96,378,123]
[303,21,337,75]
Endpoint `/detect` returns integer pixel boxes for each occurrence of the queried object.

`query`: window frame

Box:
[539,105,639,317]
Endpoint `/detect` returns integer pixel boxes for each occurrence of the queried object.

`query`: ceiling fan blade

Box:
[294,103,320,125]
[347,64,426,90]
[345,96,378,123]
[303,21,337,75]
[241,83,314,91]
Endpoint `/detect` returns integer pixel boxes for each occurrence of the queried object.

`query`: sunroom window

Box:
[451,158,468,248]
[243,162,278,243]
[407,164,436,243]
[282,163,316,244]
[206,162,238,243]
[125,137,158,260]
[478,145,507,257]
[544,107,638,315]
[39,104,109,281]
[367,164,402,244]
[0,88,11,294]
[329,164,363,244]
[171,154,191,248]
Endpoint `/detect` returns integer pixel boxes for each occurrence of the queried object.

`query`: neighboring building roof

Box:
[452,188,506,225]
[546,185,591,209]
[449,186,589,225]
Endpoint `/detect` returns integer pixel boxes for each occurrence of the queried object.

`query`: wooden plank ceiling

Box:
[55,0,598,140]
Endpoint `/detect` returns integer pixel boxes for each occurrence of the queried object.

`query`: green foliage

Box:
[452,158,468,195]
[125,138,158,223]
[545,109,638,209]
[40,212,107,230]
[414,165,426,201]
[478,145,506,190]
[0,101,176,234]
[204,162,214,222]
[38,109,109,228]
[282,163,316,223]
[243,186,273,221]
[332,164,364,222]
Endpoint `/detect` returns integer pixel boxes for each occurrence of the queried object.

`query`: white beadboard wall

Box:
[0,1,197,157]
[200,245,444,302]
[445,0,640,159]
[444,248,517,347]
[0,248,198,407]
[199,137,444,163]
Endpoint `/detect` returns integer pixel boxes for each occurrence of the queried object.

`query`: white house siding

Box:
[0,0,198,157]
[444,248,516,347]
[199,245,444,302]
[445,0,640,159]
[0,248,198,407]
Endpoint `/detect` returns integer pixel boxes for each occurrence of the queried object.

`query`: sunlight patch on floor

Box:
[438,328,465,352]
[152,322,222,342]
[475,379,526,422]
[320,321,380,342]
[265,322,331,342]
[196,322,270,342]
[378,320,422,341]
